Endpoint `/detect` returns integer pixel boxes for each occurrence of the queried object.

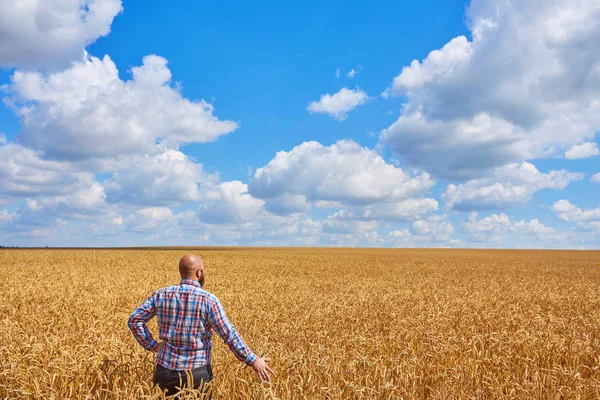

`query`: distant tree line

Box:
[0,245,50,248]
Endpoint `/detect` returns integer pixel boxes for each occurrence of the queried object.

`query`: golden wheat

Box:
[1,248,600,399]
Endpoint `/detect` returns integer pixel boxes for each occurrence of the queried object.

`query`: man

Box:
[128,254,274,396]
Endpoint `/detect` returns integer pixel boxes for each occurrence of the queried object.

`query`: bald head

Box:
[179,254,204,283]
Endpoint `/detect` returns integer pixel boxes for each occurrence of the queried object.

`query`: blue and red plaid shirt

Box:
[128,279,257,370]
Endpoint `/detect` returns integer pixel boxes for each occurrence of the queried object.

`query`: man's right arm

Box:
[127,294,161,352]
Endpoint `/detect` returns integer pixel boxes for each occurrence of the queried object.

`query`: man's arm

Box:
[127,294,161,352]
[209,296,275,382]
[209,296,258,365]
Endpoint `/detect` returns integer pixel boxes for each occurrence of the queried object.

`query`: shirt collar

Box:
[180,278,202,288]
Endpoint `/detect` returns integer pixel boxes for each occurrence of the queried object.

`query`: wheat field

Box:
[1,248,600,399]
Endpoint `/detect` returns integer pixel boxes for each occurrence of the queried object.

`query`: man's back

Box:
[128,278,257,370]
[128,255,274,396]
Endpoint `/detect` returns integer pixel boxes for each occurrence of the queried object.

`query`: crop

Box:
[1,248,600,399]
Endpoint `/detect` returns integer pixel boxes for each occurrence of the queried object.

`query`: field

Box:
[1,248,600,399]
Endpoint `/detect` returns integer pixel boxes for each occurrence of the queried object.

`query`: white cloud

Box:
[552,200,600,223]
[392,36,473,93]
[0,210,16,223]
[461,212,557,242]
[105,149,216,206]
[328,198,439,222]
[0,182,115,236]
[307,88,368,120]
[197,181,265,224]
[564,142,600,159]
[592,173,600,183]
[380,0,600,179]
[462,212,554,235]
[346,65,362,79]
[461,212,511,233]
[42,183,107,213]
[249,140,435,215]
[0,142,95,200]
[388,229,411,241]
[319,230,385,248]
[178,206,324,246]
[5,54,238,160]
[0,0,123,68]
[411,220,454,241]
[443,162,583,210]
[28,183,112,221]
[262,194,310,216]
[126,207,175,232]
[335,68,341,78]
[512,219,555,235]
[321,213,378,235]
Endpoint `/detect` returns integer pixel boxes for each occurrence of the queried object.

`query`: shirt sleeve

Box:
[209,296,257,366]
[127,293,161,352]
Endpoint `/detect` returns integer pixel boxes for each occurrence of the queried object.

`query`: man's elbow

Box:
[127,315,137,332]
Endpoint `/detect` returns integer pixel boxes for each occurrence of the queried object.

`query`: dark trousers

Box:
[153,363,213,398]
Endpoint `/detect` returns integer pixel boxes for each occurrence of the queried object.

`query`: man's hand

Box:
[154,341,165,353]
[250,357,275,382]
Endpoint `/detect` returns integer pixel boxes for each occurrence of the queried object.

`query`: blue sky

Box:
[0,0,599,248]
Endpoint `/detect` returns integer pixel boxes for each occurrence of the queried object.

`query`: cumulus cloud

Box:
[327,198,439,222]
[0,0,123,69]
[551,200,600,223]
[392,36,473,93]
[180,204,323,246]
[4,54,238,160]
[592,173,600,183]
[105,149,216,206]
[30,183,112,221]
[462,212,554,234]
[387,228,456,248]
[443,162,583,210]
[307,88,368,120]
[0,210,16,223]
[512,219,556,235]
[321,213,378,235]
[564,142,600,160]
[461,212,511,234]
[197,181,265,224]
[126,207,175,232]
[0,182,115,237]
[386,229,413,247]
[248,140,435,215]
[380,0,600,179]
[262,194,310,216]
[0,142,96,201]
[388,229,411,241]
[410,220,454,241]
[461,212,556,242]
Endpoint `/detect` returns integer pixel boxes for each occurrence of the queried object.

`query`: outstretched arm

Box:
[208,296,275,381]
[209,296,257,365]
[127,294,161,352]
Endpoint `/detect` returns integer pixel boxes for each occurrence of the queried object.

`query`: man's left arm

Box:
[209,296,258,366]
[127,294,162,352]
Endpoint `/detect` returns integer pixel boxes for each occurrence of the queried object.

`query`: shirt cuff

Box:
[244,353,258,366]
[147,339,161,352]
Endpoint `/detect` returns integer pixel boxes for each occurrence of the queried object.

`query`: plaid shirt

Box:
[128,279,257,370]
